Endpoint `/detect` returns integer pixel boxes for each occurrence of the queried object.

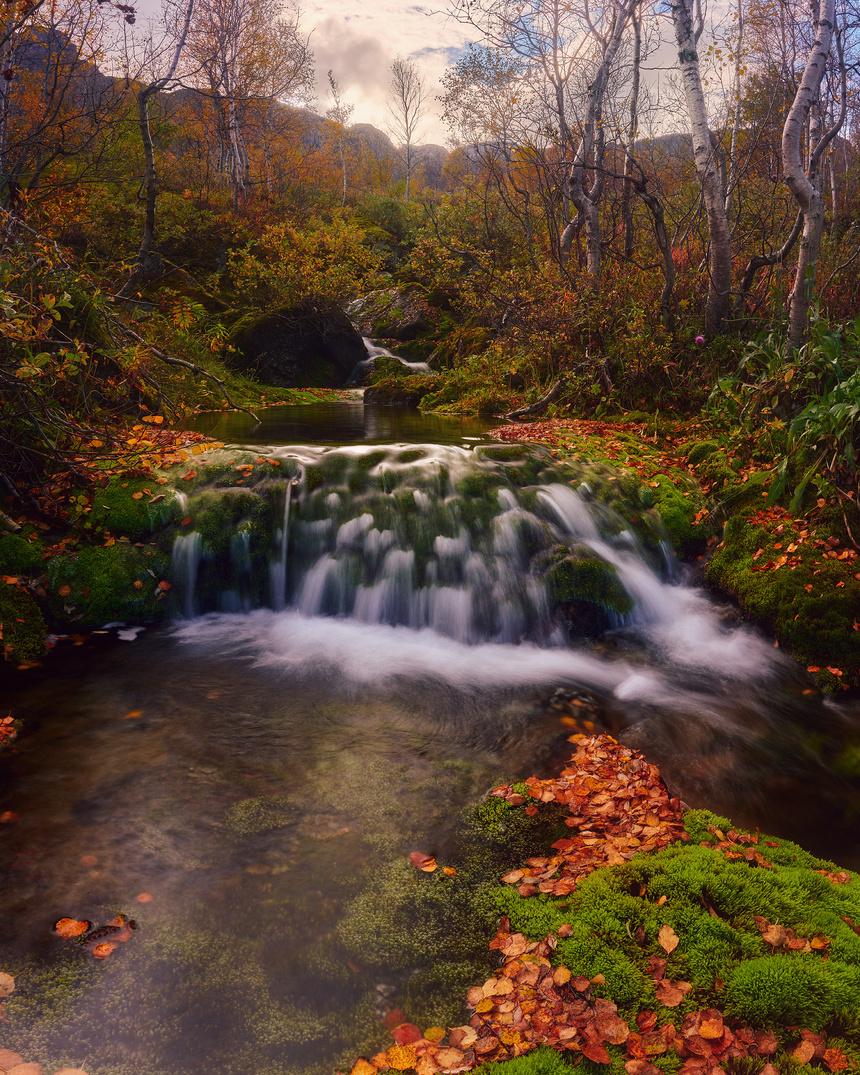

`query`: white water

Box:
[349,338,434,382]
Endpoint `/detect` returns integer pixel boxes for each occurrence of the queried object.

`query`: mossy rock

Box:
[707,516,860,688]
[47,543,171,626]
[649,474,714,558]
[683,440,723,466]
[0,585,46,662]
[89,477,182,539]
[365,373,437,407]
[0,532,44,575]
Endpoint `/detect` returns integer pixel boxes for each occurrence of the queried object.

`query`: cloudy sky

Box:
[301,4,474,145]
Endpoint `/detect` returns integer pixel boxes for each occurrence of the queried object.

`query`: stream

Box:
[2,401,860,1075]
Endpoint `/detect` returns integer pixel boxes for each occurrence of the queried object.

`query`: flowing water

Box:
[2,404,860,1075]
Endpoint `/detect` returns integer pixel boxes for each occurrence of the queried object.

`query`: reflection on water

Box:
[185,400,493,447]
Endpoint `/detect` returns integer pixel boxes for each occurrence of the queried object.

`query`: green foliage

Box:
[708,314,860,508]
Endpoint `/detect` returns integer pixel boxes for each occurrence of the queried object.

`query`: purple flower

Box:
[695,335,705,346]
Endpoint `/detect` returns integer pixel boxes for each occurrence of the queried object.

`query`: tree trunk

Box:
[782,0,837,347]
[671,0,732,336]
[622,4,642,259]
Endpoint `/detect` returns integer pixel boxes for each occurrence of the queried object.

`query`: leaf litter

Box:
[344,735,854,1075]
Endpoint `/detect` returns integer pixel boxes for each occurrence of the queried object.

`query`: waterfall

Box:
[349,338,434,383]
[269,480,293,611]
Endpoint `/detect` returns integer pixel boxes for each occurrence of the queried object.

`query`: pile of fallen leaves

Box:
[345,736,855,1075]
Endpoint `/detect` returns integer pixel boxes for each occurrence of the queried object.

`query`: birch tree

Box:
[670,0,732,336]
[782,0,844,347]
[387,56,426,201]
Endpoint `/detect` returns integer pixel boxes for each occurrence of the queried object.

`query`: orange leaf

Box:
[92,941,118,959]
[157,580,171,592]
[53,918,90,939]
[443,866,457,876]
[658,925,679,953]
[385,1044,417,1071]
[57,584,72,597]
[824,1048,850,1071]
[655,979,691,1008]
[409,852,437,872]
[136,893,153,903]
[793,1040,816,1064]
[131,492,144,500]
[133,580,144,590]
[698,1010,724,1040]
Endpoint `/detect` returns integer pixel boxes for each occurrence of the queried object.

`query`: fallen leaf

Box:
[157,580,171,592]
[823,1047,850,1071]
[385,1044,417,1070]
[658,925,679,953]
[409,852,437,872]
[0,1053,24,1072]
[0,972,15,996]
[391,1025,422,1046]
[793,1040,816,1064]
[91,942,118,959]
[53,918,91,938]
[350,1061,377,1075]
[136,893,153,903]
[57,584,72,597]
[6,1064,44,1075]
[655,979,691,1007]
[123,711,143,719]
[131,492,144,500]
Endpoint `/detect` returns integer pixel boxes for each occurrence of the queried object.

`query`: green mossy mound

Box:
[0,532,45,575]
[47,542,171,626]
[0,585,47,662]
[88,477,182,539]
[707,516,860,689]
[488,807,860,1039]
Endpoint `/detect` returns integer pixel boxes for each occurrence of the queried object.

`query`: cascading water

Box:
[349,338,434,383]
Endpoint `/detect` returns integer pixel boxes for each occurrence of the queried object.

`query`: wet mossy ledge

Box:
[2,441,684,660]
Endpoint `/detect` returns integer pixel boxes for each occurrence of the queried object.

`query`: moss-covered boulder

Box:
[707,515,860,689]
[88,477,182,540]
[0,585,46,662]
[0,532,45,575]
[47,542,171,626]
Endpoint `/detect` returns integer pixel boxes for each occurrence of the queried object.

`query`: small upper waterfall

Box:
[349,338,434,383]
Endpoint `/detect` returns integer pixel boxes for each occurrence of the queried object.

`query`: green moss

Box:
[47,543,171,626]
[707,516,860,688]
[89,477,181,539]
[684,440,722,466]
[0,585,46,661]
[224,796,296,837]
[473,1046,579,1074]
[649,474,713,557]
[544,552,634,615]
[0,532,44,574]
[726,955,860,1030]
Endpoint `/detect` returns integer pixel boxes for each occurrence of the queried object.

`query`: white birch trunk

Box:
[671,0,732,336]
[782,0,836,347]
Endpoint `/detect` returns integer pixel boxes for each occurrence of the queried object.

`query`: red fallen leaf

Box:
[625,1062,662,1075]
[636,1011,657,1033]
[0,811,19,823]
[435,1047,467,1068]
[383,1009,407,1030]
[92,941,118,959]
[136,893,153,903]
[501,870,524,884]
[657,925,679,953]
[181,517,192,526]
[581,1040,612,1064]
[655,979,691,1007]
[448,1027,477,1050]
[595,1010,630,1044]
[157,580,171,592]
[390,1024,422,1046]
[409,851,437,872]
[753,1030,779,1055]
[473,1034,500,1055]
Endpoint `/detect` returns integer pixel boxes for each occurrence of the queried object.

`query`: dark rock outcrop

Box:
[229,299,368,387]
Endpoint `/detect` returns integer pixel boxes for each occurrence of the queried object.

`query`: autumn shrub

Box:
[227,215,385,311]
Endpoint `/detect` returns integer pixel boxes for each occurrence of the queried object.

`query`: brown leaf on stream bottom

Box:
[346,736,847,1075]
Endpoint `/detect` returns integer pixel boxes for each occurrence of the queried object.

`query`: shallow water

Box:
[3,401,860,1075]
